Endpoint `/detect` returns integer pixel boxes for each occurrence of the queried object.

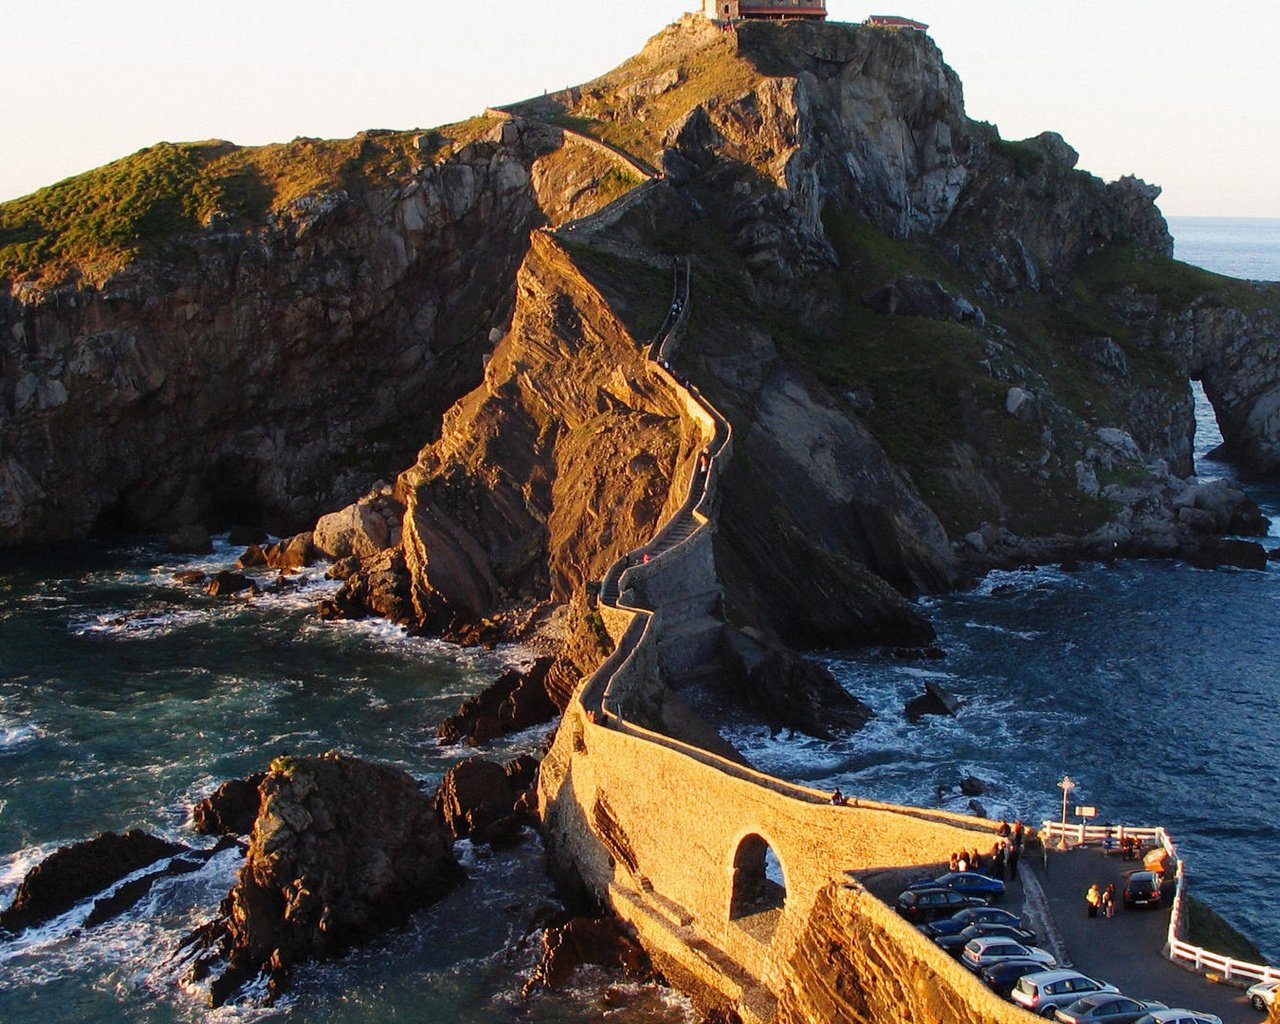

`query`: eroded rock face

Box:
[186,751,462,1006]
[0,118,633,547]
[192,774,266,837]
[433,754,539,847]
[719,628,874,739]
[436,657,558,745]
[521,914,653,995]
[0,830,185,934]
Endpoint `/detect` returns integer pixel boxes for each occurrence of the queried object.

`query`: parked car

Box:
[925,905,1023,938]
[980,959,1058,998]
[1054,994,1167,1024]
[1245,979,1278,1012]
[1011,970,1119,1016]
[1122,871,1162,909]
[895,887,986,923]
[934,922,1038,955]
[908,871,1006,901]
[1132,1011,1221,1024]
[960,936,1055,972]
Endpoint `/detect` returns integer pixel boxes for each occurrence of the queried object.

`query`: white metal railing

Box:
[1041,820,1280,986]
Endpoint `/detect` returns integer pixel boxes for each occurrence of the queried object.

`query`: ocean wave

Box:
[69,606,211,639]
[0,718,45,753]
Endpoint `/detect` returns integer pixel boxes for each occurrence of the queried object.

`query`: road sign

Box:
[1075,806,1097,817]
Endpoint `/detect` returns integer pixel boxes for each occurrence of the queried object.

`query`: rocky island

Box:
[3,10,1279,1024]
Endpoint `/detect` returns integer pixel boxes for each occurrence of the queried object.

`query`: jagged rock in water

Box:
[433,754,539,847]
[83,838,242,929]
[0,830,185,934]
[262,532,320,571]
[521,913,653,995]
[905,681,962,722]
[1184,538,1268,571]
[192,773,267,837]
[719,628,873,739]
[204,571,255,597]
[185,750,462,1006]
[436,657,557,745]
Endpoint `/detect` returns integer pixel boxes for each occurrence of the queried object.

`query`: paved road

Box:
[1032,846,1262,1024]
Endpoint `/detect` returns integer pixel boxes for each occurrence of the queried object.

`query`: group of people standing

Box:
[1085,881,1118,918]
[947,819,1027,880]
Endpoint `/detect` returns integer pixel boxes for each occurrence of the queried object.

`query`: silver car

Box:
[960,935,1055,972]
[1011,970,1119,1016]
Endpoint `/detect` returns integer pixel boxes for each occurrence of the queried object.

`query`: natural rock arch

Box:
[729,832,787,925]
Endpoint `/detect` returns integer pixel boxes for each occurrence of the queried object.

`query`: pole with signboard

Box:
[1057,775,1076,848]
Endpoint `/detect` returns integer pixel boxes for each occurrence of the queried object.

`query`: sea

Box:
[1,217,1277,1022]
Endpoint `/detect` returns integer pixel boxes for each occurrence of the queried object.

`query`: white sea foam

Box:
[0,717,45,753]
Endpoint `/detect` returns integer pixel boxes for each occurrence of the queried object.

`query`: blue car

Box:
[925,905,1022,938]
[909,871,1006,901]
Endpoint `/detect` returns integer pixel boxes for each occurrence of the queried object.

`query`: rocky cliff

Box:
[0,121,640,543]
[4,16,1278,651]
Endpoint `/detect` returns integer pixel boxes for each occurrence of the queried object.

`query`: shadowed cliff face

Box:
[0,119,634,544]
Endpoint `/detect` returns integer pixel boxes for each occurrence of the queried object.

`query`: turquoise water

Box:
[0,540,694,1023]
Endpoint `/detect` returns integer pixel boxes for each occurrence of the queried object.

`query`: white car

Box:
[960,935,1056,972]
[1010,969,1118,1015]
[1246,980,1278,1012]
[1132,1010,1222,1024]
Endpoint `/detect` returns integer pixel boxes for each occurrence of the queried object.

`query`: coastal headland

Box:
[3,12,1279,1023]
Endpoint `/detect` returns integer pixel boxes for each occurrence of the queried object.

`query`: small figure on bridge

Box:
[998,819,1011,837]
[830,788,847,806]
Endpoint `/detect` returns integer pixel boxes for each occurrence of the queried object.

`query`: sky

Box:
[3,0,1278,217]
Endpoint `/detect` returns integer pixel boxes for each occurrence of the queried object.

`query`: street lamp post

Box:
[1057,775,1077,848]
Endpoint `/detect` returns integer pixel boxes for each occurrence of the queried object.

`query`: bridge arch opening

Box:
[729,833,787,926]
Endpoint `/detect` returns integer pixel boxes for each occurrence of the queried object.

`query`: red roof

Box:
[865,15,929,30]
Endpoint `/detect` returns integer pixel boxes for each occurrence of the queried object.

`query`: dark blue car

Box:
[908,871,1006,901]
[925,905,1023,938]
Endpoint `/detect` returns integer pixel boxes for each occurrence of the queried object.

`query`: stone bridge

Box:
[538,252,1037,1023]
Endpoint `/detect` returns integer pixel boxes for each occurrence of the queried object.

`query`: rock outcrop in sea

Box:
[182,751,462,1006]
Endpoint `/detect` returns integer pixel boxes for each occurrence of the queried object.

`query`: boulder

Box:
[192,773,267,837]
[436,658,557,745]
[959,775,987,797]
[905,681,962,722]
[167,524,213,555]
[433,754,538,847]
[205,571,255,597]
[1185,539,1268,571]
[1005,387,1040,422]
[265,532,320,571]
[0,829,185,934]
[235,544,269,569]
[173,569,207,585]
[183,750,463,1006]
[1173,480,1269,536]
[313,489,405,560]
[862,276,984,324]
[719,629,873,739]
[521,914,653,995]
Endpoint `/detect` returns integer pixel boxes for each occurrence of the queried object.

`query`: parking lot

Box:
[1033,846,1260,1024]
